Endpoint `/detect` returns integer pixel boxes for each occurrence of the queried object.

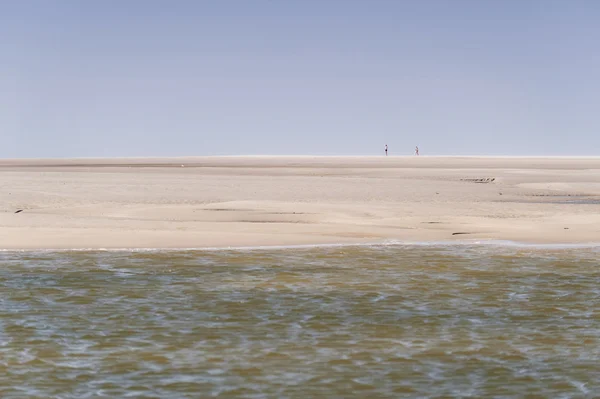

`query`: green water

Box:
[1,245,599,398]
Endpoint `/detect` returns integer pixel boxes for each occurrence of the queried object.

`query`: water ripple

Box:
[0,245,599,398]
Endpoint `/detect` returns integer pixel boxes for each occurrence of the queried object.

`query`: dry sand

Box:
[1,156,600,249]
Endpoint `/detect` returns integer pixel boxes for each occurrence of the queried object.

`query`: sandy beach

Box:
[1,156,600,249]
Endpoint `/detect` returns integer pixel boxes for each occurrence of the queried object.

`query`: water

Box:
[1,244,599,398]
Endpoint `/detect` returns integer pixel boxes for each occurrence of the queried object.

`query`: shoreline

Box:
[3,239,600,253]
[2,156,600,250]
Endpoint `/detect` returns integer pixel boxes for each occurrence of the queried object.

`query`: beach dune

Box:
[1,156,600,249]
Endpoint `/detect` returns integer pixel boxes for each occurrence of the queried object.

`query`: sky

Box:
[2,0,600,157]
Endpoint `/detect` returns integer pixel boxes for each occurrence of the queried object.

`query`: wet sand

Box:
[1,156,600,249]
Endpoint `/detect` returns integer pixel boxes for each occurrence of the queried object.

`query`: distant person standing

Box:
[415,146,419,156]
[385,144,388,156]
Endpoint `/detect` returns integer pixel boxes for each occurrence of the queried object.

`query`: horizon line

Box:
[2,154,600,161]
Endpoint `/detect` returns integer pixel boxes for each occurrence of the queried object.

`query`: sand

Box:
[1,156,600,249]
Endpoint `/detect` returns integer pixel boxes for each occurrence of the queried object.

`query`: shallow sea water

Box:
[1,244,599,398]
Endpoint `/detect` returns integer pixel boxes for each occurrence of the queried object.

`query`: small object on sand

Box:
[564,227,569,230]
[15,209,23,214]
[452,232,471,236]
[461,177,496,184]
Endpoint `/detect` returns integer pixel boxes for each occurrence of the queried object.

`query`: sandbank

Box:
[1,156,600,249]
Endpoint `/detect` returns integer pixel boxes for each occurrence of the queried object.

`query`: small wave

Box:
[2,239,600,254]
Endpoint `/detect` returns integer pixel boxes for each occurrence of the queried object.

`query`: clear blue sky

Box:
[2,0,599,157]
